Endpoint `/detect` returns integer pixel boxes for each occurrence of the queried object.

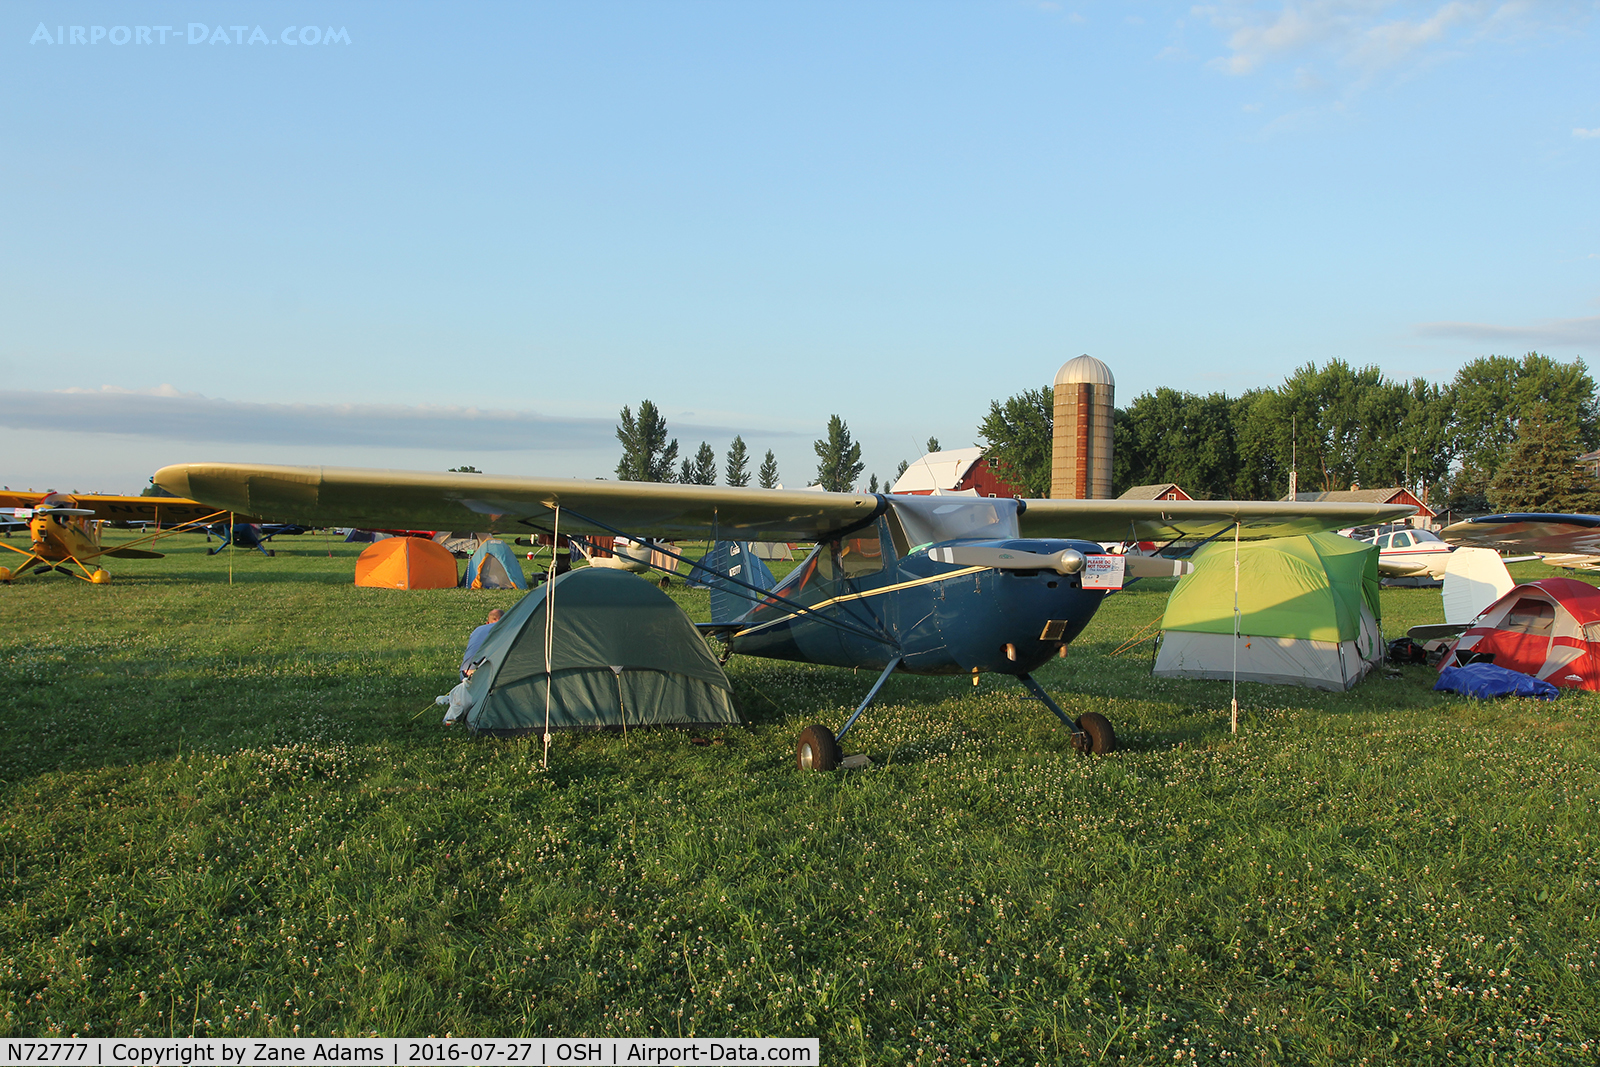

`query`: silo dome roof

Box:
[1054,354,1115,388]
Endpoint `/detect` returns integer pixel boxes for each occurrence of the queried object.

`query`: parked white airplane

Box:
[1356,524,1457,580]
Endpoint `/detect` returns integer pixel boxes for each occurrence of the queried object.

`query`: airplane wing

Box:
[1377,557,1432,578]
[1440,513,1600,556]
[0,491,223,525]
[156,463,1414,544]
[155,463,885,542]
[1014,499,1414,542]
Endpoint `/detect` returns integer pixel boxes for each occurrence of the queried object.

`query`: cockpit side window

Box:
[837,533,884,579]
[769,519,893,606]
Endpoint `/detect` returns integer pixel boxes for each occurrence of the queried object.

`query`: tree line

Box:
[979,353,1600,512]
[616,401,886,492]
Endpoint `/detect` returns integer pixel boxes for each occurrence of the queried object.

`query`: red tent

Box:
[1443,578,1600,690]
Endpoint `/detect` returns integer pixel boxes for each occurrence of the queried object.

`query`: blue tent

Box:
[462,540,528,590]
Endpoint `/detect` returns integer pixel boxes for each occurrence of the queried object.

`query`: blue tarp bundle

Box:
[1434,662,1559,701]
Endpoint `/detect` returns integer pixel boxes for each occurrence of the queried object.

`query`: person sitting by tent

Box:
[437,680,475,725]
[460,608,503,678]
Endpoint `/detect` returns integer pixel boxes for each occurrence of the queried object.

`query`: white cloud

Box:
[1575,127,1600,139]
[1415,316,1600,347]
[1201,1,1567,93]
[0,388,778,451]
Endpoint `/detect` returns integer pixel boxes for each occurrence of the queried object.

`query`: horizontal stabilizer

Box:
[1407,622,1469,642]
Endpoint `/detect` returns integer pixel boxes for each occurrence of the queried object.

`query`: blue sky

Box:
[3,1,1597,493]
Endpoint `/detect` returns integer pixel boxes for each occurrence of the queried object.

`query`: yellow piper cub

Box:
[0,491,222,583]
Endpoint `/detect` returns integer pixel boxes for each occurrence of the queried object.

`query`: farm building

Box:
[1285,487,1435,526]
[1118,483,1193,502]
[891,447,1025,498]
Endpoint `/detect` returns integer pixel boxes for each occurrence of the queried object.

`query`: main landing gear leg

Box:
[1017,673,1117,755]
[795,655,902,771]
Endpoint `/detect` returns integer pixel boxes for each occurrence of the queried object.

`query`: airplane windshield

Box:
[888,495,1021,549]
[1413,529,1443,543]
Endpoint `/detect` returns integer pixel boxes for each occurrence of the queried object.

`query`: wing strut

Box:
[525,508,897,648]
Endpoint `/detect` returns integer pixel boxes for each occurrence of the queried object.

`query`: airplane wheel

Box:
[90,569,111,584]
[795,725,839,771]
[267,549,276,557]
[1076,712,1117,755]
[0,567,10,583]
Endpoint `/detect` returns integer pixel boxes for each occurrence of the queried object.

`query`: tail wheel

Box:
[1075,712,1117,755]
[795,724,839,771]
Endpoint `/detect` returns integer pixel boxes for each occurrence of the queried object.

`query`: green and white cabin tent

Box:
[1153,532,1382,691]
[462,567,740,735]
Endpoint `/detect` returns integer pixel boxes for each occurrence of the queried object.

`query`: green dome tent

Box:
[1153,532,1382,691]
[462,567,740,735]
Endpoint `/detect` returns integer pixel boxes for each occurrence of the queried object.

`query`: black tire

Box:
[795,724,839,771]
[1077,712,1117,755]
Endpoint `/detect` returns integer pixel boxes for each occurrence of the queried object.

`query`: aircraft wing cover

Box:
[1441,513,1600,556]
[154,463,885,542]
[1016,499,1415,542]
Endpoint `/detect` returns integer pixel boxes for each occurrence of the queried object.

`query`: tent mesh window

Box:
[1503,599,1555,636]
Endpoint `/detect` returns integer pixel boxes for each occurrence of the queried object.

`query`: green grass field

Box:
[2,530,1597,1064]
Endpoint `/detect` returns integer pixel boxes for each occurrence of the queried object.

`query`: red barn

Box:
[890,448,1026,498]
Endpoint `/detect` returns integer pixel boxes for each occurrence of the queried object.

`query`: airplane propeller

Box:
[927,544,1193,578]
[1119,555,1194,578]
[35,507,96,516]
[928,544,1087,574]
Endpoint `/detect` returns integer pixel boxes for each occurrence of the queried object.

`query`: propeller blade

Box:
[37,507,96,516]
[928,545,1086,574]
[1120,555,1193,578]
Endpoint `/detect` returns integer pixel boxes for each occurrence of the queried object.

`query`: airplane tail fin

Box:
[688,541,777,624]
[1443,547,1515,625]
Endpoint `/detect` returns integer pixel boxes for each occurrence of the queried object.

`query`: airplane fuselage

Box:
[29,511,102,563]
[728,519,1108,676]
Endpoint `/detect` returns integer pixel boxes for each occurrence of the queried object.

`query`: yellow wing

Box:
[156,462,1414,544]
[0,491,223,525]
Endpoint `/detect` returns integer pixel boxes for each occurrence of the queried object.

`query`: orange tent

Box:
[354,537,458,590]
